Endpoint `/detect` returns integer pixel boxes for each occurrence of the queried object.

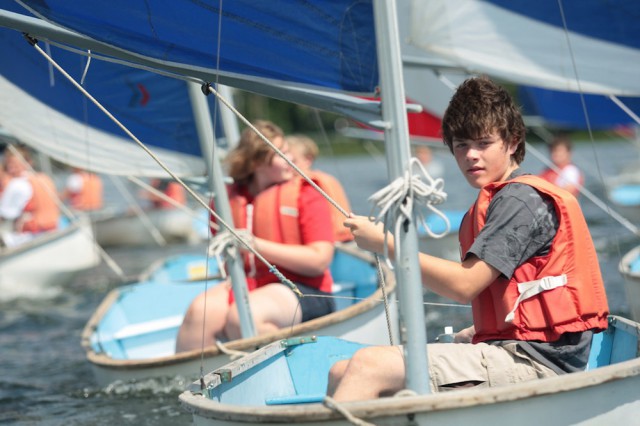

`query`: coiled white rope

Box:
[323,396,376,426]
[368,157,449,267]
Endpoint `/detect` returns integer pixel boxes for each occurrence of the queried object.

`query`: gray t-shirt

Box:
[465,171,591,373]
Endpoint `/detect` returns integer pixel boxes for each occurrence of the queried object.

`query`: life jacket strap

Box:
[505,274,568,323]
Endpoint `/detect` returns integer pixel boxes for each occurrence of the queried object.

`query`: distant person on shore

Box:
[539,134,583,197]
[0,145,60,246]
[287,134,353,242]
[142,178,186,210]
[61,167,103,211]
[176,120,335,352]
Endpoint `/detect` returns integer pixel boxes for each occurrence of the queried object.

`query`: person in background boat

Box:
[413,144,444,178]
[141,177,186,210]
[60,166,103,211]
[176,120,335,352]
[327,76,609,400]
[287,134,354,242]
[0,161,9,196]
[539,133,584,197]
[0,145,60,247]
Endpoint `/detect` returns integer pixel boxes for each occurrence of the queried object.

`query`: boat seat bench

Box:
[96,280,361,360]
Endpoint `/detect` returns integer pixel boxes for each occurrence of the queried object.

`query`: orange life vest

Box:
[152,181,186,209]
[460,175,609,343]
[19,173,60,233]
[69,172,103,211]
[225,179,333,292]
[305,171,353,242]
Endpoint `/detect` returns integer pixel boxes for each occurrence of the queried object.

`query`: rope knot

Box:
[367,157,449,265]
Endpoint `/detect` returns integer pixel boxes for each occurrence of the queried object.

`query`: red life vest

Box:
[539,165,584,189]
[224,179,333,292]
[459,175,609,343]
[152,181,186,209]
[19,173,60,233]
[305,171,353,242]
[69,172,103,211]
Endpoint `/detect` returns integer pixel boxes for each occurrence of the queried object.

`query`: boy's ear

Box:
[507,139,519,155]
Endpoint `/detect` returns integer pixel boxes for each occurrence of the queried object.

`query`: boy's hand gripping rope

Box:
[368,157,449,267]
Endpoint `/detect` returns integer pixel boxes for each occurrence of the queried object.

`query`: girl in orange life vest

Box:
[142,178,186,209]
[0,145,60,246]
[327,76,608,401]
[61,167,104,211]
[175,120,335,352]
[287,134,354,242]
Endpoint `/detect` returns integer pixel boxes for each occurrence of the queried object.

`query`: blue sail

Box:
[519,86,640,130]
[13,0,378,94]
[0,19,227,176]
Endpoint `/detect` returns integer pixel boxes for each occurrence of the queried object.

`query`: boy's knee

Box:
[350,346,382,368]
[182,295,207,323]
[328,359,349,380]
[223,307,241,338]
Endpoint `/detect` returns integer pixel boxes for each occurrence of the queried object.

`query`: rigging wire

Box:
[555,0,638,261]
[23,34,299,296]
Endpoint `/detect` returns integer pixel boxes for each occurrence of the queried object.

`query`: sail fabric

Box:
[14,0,379,95]
[408,0,640,96]
[519,86,640,131]
[0,26,229,177]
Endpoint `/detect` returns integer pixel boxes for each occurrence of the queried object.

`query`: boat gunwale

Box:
[178,315,640,422]
[81,242,397,370]
[0,216,87,258]
[619,245,640,279]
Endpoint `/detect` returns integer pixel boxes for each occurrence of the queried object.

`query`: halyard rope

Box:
[367,157,449,269]
[25,36,302,297]
[323,396,377,426]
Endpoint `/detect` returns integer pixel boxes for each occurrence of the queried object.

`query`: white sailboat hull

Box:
[180,317,640,426]
[0,217,100,299]
[82,244,399,387]
[619,245,640,321]
[92,208,203,247]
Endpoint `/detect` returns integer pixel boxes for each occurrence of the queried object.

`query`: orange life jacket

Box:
[19,173,60,233]
[305,171,353,242]
[460,175,609,343]
[225,179,333,292]
[153,181,186,209]
[69,172,103,211]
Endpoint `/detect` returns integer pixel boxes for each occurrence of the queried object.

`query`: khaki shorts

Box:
[424,342,558,392]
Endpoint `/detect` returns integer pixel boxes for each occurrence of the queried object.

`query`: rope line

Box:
[368,157,449,267]
[323,396,376,426]
[215,340,249,360]
[26,37,302,296]
[203,84,349,219]
[281,291,470,309]
[374,256,396,345]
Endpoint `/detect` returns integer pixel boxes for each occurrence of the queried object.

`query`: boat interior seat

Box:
[585,318,638,370]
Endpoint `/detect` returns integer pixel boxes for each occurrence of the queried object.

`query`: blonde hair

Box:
[286,134,319,162]
[225,120,284,186]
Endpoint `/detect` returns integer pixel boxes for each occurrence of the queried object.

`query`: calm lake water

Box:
[1,139,638,425]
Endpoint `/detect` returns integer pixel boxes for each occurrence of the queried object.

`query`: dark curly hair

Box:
[442,76,526,164]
